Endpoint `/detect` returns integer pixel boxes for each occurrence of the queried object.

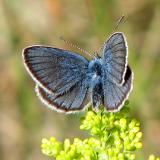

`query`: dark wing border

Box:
[35,84,91,114]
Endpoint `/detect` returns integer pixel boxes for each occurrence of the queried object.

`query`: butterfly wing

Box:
[102,66,133,111]
[23,46,89,96]
[35,79,90,113]
[102,32,128,85]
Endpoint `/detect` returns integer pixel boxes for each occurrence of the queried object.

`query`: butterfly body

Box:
[87,58,104,110]
[23,32,133,113]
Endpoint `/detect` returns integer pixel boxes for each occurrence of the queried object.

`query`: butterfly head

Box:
[88,59,103,78]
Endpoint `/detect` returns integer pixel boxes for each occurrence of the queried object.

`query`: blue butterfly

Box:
[22,32,133,113]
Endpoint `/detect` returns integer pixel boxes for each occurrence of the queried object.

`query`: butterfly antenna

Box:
[60,36,94,58]
[96,15,125,56]
[114,15,125,31]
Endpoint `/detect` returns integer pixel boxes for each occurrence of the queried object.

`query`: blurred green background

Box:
[0,0,160,159]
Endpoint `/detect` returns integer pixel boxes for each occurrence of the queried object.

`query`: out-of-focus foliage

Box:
[0,0,160,160]
[148,155,160,160]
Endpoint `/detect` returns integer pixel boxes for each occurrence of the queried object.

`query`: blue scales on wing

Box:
[102,32,128,85]
[102,66,133,111]
[23,46,89,95]
[36,79,89,112]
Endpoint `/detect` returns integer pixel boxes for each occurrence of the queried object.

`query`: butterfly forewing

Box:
[102,32,128,85]
[23,46,89,95]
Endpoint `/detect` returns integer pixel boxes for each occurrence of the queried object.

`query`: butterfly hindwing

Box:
[103,66,133,111]
[23,46,89,95]
[35,79,90,113]
[102,32,128,85]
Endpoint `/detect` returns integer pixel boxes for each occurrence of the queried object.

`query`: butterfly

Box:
[22,32,133,113]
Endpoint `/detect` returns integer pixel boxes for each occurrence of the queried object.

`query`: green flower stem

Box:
[41,101,159,160]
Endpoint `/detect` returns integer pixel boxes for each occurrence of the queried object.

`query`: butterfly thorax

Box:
[88,58,104,110]
[88,58,102,76]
